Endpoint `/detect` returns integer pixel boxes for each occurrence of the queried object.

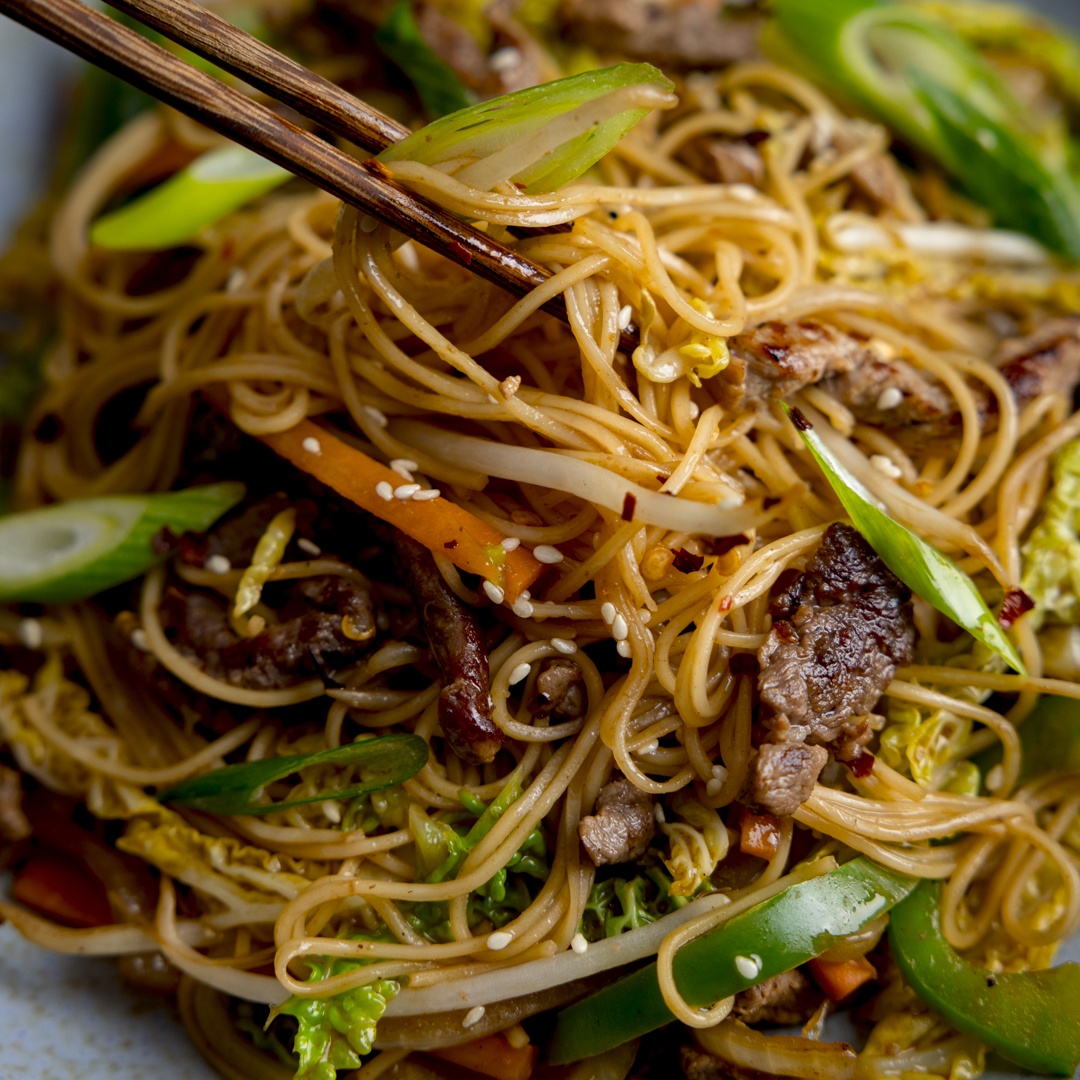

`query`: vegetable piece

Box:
[975,692,1080,790]
[13,850,114,928]
[378,63,675,194]
[233,507,295,623]
[430,1034,538,1080]
[694,1019,856,1080]
[806,955,876,1001]
[784,404,1025,675]
[740,811,782,860]
[580,866,689,942]
[889,878,1080,1076]
[0,481,244,603]
[257,418,541,600]
[90,144,291,251]
[547,857,916,1064]
[375,2,473,120]
[157,733,428,816]
[765,0,1080,260]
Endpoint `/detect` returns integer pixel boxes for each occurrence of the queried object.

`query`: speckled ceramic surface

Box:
[1,3,1079,1078]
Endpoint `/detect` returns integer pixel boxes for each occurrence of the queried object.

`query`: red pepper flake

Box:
[444,539,458,549]
[221,238,234,260]
[656,473,670,483]
[788,406,812,432]
[178,532,208,566]
[448,240,473,266]
[151,526,179,557]
[744,130,770,147]
[711,533,749,557]
[514,182,526,190]
[672,547,705,573]
[718,595,733,613]
[729,653,759,676]
[998,587,1034,629]
[763,496,782,510]
[740,811,781,859]
[621,492,637,521]
[842,750,876,778]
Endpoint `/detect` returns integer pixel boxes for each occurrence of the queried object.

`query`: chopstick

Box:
[0,0,640,352]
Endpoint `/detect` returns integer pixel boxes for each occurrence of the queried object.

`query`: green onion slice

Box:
[784,404,1025,674]
[0,482,245,604]
[157,733,429,816]
[90,144,292,251]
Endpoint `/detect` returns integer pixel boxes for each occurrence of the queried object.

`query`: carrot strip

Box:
[259,419,541,601]
[739,811,781,860]
[430,1034,538,1080]
[807,955,877,1001]
[13,851,114,928]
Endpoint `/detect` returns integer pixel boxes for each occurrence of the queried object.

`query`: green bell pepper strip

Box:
[890,879,1080,1076]
[547,857,916,1065]
[157,733,428,815]
[974,693,1080,791]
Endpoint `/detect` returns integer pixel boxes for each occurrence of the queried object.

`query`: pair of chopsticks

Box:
[0,0,639,351]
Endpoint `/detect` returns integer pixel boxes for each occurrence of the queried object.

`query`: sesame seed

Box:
[360,215,379,233]
[390,458,418,481]
[301,436,322,456]
[986,764,1005,792]
[616,640,631,658]
[18,618,43,650]
[653,803,666,824]
[206,554,232,575]
[508,662,531,686]
[225,268,246,293]
[611,614,629,641]
[488,46,521,73]
[870,454,903,480]
[375,481,394,502]
[501,537,521,552]
[617,305,633,330]
[712,765,729,782]
[551,638,576,655]
[876,386,904,410]
[297,538,322,557]
[130,628,150,652]
[601,602,617,625]
[483,581,505,604]
[331,290,345,308]
[735,954,762,980]
[571,933,589,954]
[266,856,281,873]
[394,483,422,500]
[719,495,743,510]
[321,800,342,824]
[363,405,388,427]
[706,779,724,796]
[512,597,534,618]
[412,488,441,501]
[533,545,564,564]
[487,930,513,951]
[688,401,701,420]
[462,1006,486,1029]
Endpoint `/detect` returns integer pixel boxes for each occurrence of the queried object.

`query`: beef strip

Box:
[731,969,820,1025]
[579,778,654,865]
[758,523,914,751]
[995,317,1080,410]
[559,0,761,68]
[389,530,502,765]
[0,764,30,841]
[822,352,952,430]
[529,658,587,722]
[679,137,765,186]
[749,743,829,817]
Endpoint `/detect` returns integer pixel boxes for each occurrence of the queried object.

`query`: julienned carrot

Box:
[807,955,877,1001]
[739,810,781,860]
[258,419,541,601]
[430,1033,539,1080]
[13,850,114,928]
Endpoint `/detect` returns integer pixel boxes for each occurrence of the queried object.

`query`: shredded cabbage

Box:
[855,1005,985,1080]
[660,790,729,895]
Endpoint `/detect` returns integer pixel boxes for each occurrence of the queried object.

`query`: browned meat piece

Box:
[758,523,915,746]
[731,969,820,1025]
[560,0,761,68]
[681,1046,760,1080]
[823,353,952,430]
[995,317,1080,410]
[529,659,587,722]
[579,778,654,865]
[390,530,502,765]
[681,137,765,186]
[0,764,30,841]
[749,743,828,817]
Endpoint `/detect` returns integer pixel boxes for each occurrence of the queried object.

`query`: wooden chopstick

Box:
[0,0,640,352]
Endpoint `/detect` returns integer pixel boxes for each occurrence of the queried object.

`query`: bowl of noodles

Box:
[2,1,1080,1079]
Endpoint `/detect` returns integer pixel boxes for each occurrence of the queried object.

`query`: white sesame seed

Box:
[394,483,422,500]
[719,495,743,510]
[512,596,534,618]
[301,436,322,456]
[297,538,322,557]
[616,640,631,658]
[876,386,904,411]
[363,405,388,427]
[533,545,564,564]
[225,267,246,293]
[321,800,342,824]
[130,628,150,652]
[986,764,1005,792]
[375,481,394,502]
[617,305,633,330]
[551,638,576,655]
[360,214,379,233]
[706,779,724,796]
[205,554,232,575]
[488,46,522,73]
[611,614,629,641]
[389,458,418,481]
[712,764,729,782]
[487,930,513,951]
[735,954,762,980]
[571,932,589,954]
[18,618,43,650]
[601,602,617,625]
[412,488,441,501]
[654,804,666,824]
[870,454,903,480]
[501,536,521,552]
[688,402,701,420]
[397,241,419,272]
[508,662,531,686]
[483,581,505,604]
[266,856,281,873]
[462,1006,486,1029]
[331,290,345,309]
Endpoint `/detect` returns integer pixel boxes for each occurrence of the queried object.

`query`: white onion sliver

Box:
[695,1019,856,1080]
